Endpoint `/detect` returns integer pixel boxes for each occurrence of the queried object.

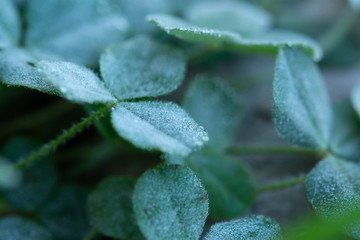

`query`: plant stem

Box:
[257,175,307,193]
[14,105,111,169]
[227,145,321,156]
[83,229,98,240]
[319,7,359,55]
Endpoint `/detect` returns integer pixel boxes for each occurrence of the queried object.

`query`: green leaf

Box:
[329,101,360,162]
[38,186,91,240]
[37,61,116,103]
[306,156,360,239]
[0,138,57,212]
[273,47,332,150]
[87,177,143,239]
[183,76,241,152]
[186,149,256,219]
[111,101,209,157]
[0,0,20,48]
[0,157,21,189]
[147,14,322,61]
[204,215,282,240]
[184,1,272,35]
[0,48,60,94]
[348,0,360,11]
[351,80,360,117]
[0,216,53,240]
[100,36,186,100]
[25,0,129,66]
[132,165,208,240]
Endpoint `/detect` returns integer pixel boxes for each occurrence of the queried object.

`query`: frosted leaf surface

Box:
[0,0,20,48]
[39,186,91,240]
[186,149,255,219]
[0,48,60,94]
[204,215,282,240]
[273,47,332,149]
[148,14,322,61]
[329,101,360,162]
[0,157,21,189]
[0,138,56,212]
[132,165,208,240]
[0,216,53,240]
[306,156,360,239]
[111,101,209,157]
[25,0,129,66]
[100,36,186,100]
[183,76,241,152]
[351,80,360,117]
[37,61,115,103]
[185,1,272,35]
[87,177,143,239]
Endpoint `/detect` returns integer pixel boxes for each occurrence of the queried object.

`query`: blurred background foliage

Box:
[1,0,360,239]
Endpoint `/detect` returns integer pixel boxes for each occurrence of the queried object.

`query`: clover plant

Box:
[1,0,360,240]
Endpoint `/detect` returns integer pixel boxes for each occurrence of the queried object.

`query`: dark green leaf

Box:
[87,177,143,239]
[186,149,255,219]
[306,156,360,239]
[273,47,332,149]
[329,101,360,162]
[0,0,20,48]
[0,157,21,189]
[100,36,186,100]
[25,0,129,66]
[183,76,241,152]
[0,48,60,94]
[1,138,56,212]
[0,216,53,240]
[204,215,282,240]
[185,1,272,35]
[37,61,116,103]
[38,186,90,240]
[148,14,322,61]
[132,165,208,240]
[111,101,209,157]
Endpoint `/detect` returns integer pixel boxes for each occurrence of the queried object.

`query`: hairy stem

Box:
[227,145,321,156]
[320,7,359,55]
[15,105,111,169]
[257,175,307,193]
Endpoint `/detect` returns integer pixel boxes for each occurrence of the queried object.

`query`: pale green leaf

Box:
[183,76,241,152]
[25,0,129,66]
[306,156,360,239]
[111,101,209,157]
[0,158,21,189]
[0,138,56,212]
[39,186,91,240]
[87,177,143,239]
[0,216,53,240]
[349,0,360,11]
[329,101,360,162]
[185,1,272,35]
[132,165,208,240]
[0,0,20,48]
[273,47,332,149]
[186,149,256,219]
[147,14,322,61]
[351,81,360,118]
[204,215,282,240]
[100,36,186,100]
[0,48,60,94]
[37,61,116,103]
